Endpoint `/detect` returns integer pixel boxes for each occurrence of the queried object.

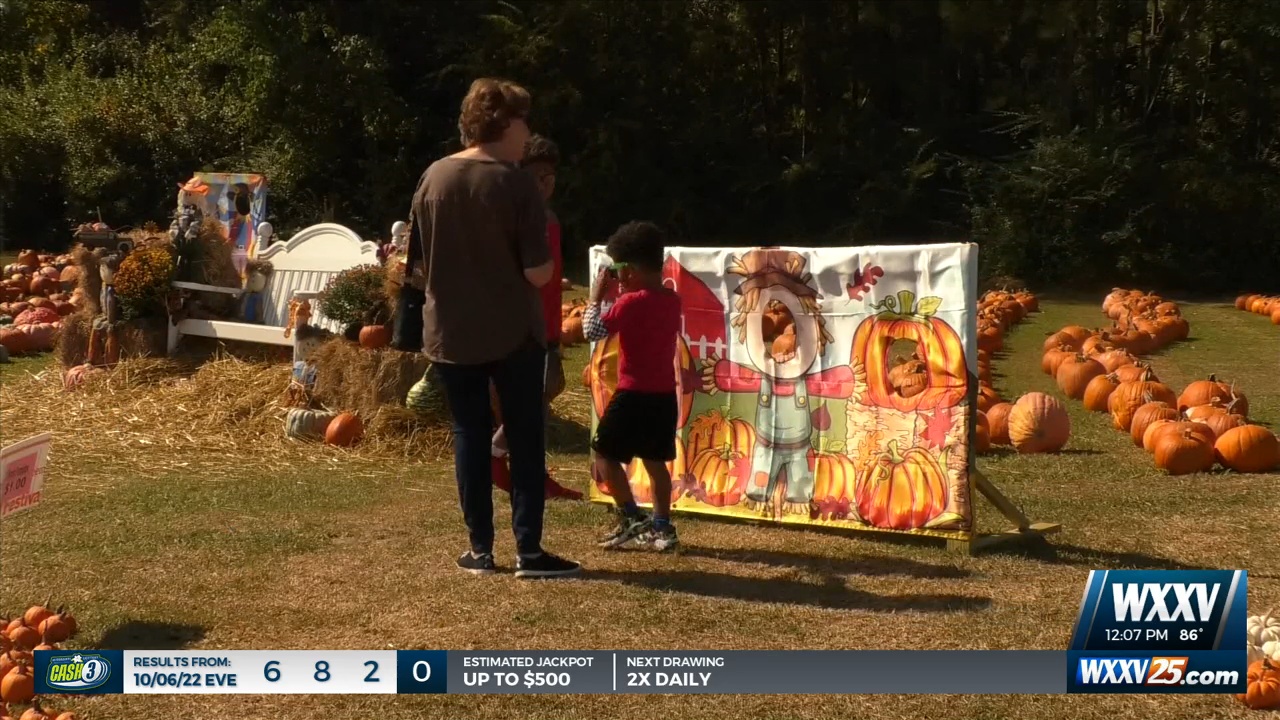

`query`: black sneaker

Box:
[598,514,651,549]
[514,551,581,579]
[456,551,496,575]
[638,524,680,552]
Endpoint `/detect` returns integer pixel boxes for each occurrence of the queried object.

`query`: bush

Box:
[317,264,389,328]
[114,245,176,321]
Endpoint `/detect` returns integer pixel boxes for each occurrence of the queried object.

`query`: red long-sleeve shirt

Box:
[540,213,563,343]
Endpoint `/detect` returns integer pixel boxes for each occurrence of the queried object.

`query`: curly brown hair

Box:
[458,78,531,146]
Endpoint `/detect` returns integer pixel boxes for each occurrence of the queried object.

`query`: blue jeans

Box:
[433,338,547,556]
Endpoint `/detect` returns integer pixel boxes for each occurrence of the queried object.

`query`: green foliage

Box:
[317,264,387,328]
[3,0,1280,291]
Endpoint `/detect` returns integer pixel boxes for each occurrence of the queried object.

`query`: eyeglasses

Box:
[606,261,628,278]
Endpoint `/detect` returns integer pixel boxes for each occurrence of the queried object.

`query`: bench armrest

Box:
[173,281,242,296]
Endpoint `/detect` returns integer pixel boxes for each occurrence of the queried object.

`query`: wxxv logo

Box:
[1067,569,1248,694]
[1076,657,1239,687]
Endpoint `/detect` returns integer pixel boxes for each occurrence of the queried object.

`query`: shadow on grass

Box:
[1001,539,1204,571]
[547,414,590,454]
[585,569,991,612]
[94,621,207,650]
[678,546,970,579]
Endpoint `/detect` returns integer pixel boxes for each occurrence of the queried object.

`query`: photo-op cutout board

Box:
[586,244,980,541]
[176,172,267,275]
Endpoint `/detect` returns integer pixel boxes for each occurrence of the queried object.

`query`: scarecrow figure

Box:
[286,324,331,407]
[238,259,273,324]
[87,251,122,367]
[701,249,857,518]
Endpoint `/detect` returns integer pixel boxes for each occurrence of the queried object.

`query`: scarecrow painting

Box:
[700,249,856,518]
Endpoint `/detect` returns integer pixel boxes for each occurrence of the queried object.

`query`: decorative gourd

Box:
[12,307,59,326]
[854,440,949,530]
[1249,611,1280,651]
[1153,427,1215,475]
[1237,659,1280,711]
[1177,374,1232,412]
[1129,402,1179,447]
[358,325,391,349]
[1055,354,1105,400]
[1007,392,1071,454]
[1214,425,1280,474]
[1082,373,1119,412]
[986,402,1013,445]
[285,408,338,440]
[324,412,364,446]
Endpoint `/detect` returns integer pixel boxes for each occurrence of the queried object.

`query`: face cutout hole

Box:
[761,300,797,364]
[886,338,927,398]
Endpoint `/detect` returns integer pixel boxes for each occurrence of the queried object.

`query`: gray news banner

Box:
[449,650,1066,694]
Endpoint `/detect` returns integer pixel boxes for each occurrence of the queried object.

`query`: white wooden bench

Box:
[167,222,381,353]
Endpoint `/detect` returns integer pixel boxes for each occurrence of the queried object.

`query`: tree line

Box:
[2,0,1278,292]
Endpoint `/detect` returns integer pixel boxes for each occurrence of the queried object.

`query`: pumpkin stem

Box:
[884,439,904,464]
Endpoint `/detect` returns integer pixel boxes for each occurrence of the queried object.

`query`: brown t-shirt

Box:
[409,156,549,365]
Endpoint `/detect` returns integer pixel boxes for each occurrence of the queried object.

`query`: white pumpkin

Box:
[1264,640,1280,665]
[285,408,337,439]
[1248,610,1280,649]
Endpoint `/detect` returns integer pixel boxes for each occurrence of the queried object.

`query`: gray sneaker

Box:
[638,525,680,552]
[598,514,651,549]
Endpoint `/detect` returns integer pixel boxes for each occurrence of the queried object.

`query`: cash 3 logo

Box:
[46,654,113,691]
[1076,657,1238,686]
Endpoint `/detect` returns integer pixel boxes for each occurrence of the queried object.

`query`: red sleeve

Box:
[714,359,762,392]
[539,219,563,341]
[601,292,632,332]
[805,365,856,398]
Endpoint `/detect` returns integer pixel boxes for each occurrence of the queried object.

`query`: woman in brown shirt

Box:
[408,78,580,579]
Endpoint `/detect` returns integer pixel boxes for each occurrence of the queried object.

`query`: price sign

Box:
[1,433,51,519]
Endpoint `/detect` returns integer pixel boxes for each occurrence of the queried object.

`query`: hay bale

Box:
[310,338,448,428]
[72,246,102,316]
[56,311,172,368]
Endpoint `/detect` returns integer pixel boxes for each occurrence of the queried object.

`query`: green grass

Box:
[0,296,1275,720]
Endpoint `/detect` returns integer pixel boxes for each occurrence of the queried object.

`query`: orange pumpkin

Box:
[1042,331,1078,353]
[1142,419,1179,453]
[1153,426,1215,475]
[626,436,687,504]
[1129,402,1179,447]
[1109,369,1176,431]
[689,445,746,507]
[850,290,966,412]
[1082,373,1120,412]
[1237,659,1280,710]
[974,411,991,454]
[854,440,949,530]
[1041,344,1073,376]
[1007,392,1070,453]
[0,664,32,704]
[1112,363,1156,383]
[976,385,1001,414]
[1093,349,1137,374]
[358,324,391,349]
[14,250,38,270]
[324,412,364,447]
[1214,425,1279,474]
[1177,374,1232,413]
[984,402,1011,445]
[589,333,694,429]
[1055,354,1105,400]
[1194,410,1243,439]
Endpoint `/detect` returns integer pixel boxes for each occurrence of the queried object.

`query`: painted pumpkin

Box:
[850,290,966,412]
[623,435,687,504]
[286,408,338,439]
[686,410,755,460]
[809,443,857,520]
[854,440,948,530]
[589,332,695,429]
[689,445,748,507]
[1237,660,1280,710]
[358,325,391,349]
[1007,392,1070,453]
[1214,425,1280,474]
[324,412,364,446]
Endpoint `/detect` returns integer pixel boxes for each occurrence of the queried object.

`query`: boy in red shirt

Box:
[583,221,683,551]
[490,135,582,500]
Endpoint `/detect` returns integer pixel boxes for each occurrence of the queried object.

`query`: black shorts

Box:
[591,389,679,464]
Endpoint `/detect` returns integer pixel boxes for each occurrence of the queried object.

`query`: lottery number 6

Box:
[264,661,281,682]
